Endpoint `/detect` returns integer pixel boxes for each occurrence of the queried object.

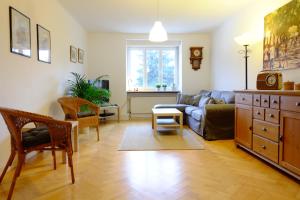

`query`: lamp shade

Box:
[149,21,168,42]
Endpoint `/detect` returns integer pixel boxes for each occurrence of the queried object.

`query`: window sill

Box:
[127,90,180,93]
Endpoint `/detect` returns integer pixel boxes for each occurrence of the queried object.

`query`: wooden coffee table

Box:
[152,108,183,134]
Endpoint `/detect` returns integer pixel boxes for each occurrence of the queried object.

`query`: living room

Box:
[0,0,300,199]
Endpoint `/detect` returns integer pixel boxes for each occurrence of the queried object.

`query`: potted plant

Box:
[162,84,167,91]
[68,72,111,106]
[156,84,161,91]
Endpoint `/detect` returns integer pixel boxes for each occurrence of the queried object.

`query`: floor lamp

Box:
[235,33,253,90]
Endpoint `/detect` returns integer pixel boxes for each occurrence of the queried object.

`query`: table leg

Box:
[179,113,183,134]
[62,150,66,164]
[153,115,157,134]
[152,112,154,129]
[73,125,78,152]
[117,106,120,122]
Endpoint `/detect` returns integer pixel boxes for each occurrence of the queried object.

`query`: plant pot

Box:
[156,88,161,91]
[163,87,167,91]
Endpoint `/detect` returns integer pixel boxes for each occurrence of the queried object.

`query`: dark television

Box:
[93,79,110,102]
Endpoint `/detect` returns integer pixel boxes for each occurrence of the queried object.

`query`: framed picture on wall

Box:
[70,46,77,63]
[9,6,31,57]
[37,25,51,63]
[78,48,84,64]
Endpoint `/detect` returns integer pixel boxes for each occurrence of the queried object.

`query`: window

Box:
[127,46,179,90]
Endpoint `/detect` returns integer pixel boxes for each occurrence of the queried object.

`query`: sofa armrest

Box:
[203,104,235,119]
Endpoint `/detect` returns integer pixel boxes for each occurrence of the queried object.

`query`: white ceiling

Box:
[58,0,256,33]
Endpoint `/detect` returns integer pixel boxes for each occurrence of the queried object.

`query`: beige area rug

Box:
[119,125,204,151]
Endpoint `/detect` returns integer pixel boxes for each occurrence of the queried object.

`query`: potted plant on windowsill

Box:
[162,84,167,91]
[156,84,161,91]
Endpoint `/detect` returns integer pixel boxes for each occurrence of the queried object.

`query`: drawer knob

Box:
[261,145,266,149]
[242,98,245,101]
[257,112,261,115]
[272,100,278,104]
[249,126,252,131]
[280,135,283,141]
[255,99,259,102]
[269,114,274,118]
[296,102,300,107]
[263,99,268,103]
[262,127,267,132]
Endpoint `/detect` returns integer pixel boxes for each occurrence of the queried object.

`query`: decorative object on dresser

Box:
[295,83,300,90]
[37,24,51,63]
[189,47,203,70]
[70,46,77,63]
[234,32,255,90]
[283,81,295,90]
[256,71,282,90]
[9,7,31,57]
[235,90,300,180]
[263,0,300,70]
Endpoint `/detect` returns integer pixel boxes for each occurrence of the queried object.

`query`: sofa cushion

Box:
[22,127,51,148]
[199,90,211,97]
[185,106,199,115]
[198,96,211,108]
[211,90,223,99]
[176,94,194,104]
[221,91,235,104]
[191,109,202,121]
[191,94,202,106]
[154,104,188,112]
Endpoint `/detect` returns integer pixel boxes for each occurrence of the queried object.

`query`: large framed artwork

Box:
[263,0,300,70]
[37,25,51,63]
[9,7,31,57]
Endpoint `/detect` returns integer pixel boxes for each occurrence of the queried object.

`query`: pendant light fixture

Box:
[149,0,168,42]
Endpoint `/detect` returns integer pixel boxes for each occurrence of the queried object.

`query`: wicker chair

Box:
[57,97,100,141]
[0,107,75,200]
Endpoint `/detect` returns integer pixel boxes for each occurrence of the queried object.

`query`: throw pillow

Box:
[177,94,194,105]
[198,96,211,108]
[191,94,202,106]
[214,98,225,104]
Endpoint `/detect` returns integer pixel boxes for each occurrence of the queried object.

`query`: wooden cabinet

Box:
[280,111,300,176]
[235,90,300,180]
[235,104,252,149]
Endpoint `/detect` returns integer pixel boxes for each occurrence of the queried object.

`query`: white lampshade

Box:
[234,32,254,45]
[149,21,168,42]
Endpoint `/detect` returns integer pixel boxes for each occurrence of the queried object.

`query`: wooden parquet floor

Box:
[0,120,299,200]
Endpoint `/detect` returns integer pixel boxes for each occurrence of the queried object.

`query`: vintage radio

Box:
[256,71,282,90]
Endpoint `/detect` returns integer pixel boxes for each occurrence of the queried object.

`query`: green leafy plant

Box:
[162,84,167,88]
[156,84,161,89]
[68,72,111,105]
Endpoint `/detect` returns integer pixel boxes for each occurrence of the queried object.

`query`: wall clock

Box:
[190,47,203,70]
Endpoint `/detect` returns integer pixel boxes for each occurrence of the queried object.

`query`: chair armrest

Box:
[203,104,235,119]
[60,103,78,120]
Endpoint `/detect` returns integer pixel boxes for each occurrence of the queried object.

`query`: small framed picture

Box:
[78,48,84,64]
[37,25,51,63]
[9,7,31,57]
[70,46,77,63]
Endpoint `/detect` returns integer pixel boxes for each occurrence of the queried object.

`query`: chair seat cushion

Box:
[77,111,96,118]
[191,109,202,121]
[22,127,51,148]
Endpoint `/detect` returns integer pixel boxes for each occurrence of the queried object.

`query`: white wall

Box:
[0,0,87,168]
[211,0,300,90]
[87,33,211,118]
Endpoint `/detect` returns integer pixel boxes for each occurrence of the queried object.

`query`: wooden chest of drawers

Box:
[235,90,300,180]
